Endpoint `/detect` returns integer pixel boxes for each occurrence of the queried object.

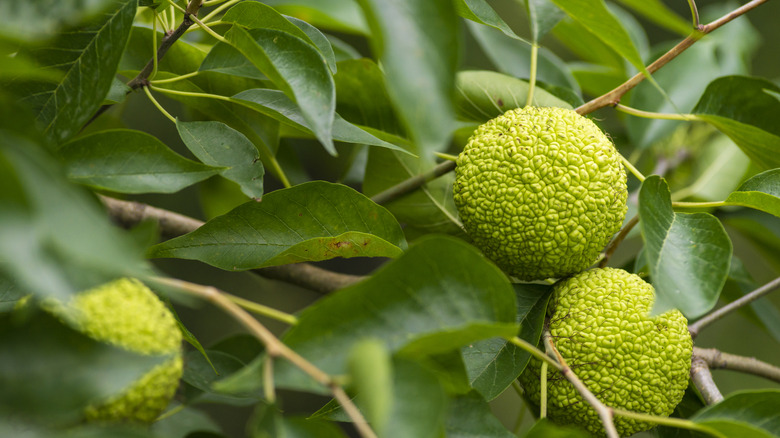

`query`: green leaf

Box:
[455,0,527,42]
[638,176,732,318]
[284,15,338,73]
[57,129,219,194]
[231,88,409,154]
[347,340,393,434]
[263,0,368,35]
[199,43,265,80]
[0,0,118,42]
[151,405,222,438]
[678,133,750,202]
[380,358,447,438]
[149,181,406,270]
[722,258,780,343]
[176,121,265,199]
[14,0,136,144]
[224,26,336,155]
[724,169,780,217]
[523,418,591,437]
[181,350,259,406]
[252,403,347,438]
[445,391,515,437]
[692,390,780,437]
[356,0,458,156]
[463,283,552,400]
[454,71,572,123]
[615,0,692,36]
[274,235,517,393]
[549,0,646,74]
[523,0,566,42]
[692,76,780,170]
[466,20,580,93]
[0,310,166,423]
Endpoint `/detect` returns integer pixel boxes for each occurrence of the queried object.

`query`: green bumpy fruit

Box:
[69,278,183,423]
[519,268,692,437]
[453,106,628,281]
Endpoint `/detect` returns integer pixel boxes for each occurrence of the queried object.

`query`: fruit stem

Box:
[599,215,639,268]
[525,43,539,108]
[618,154,646,182]
[149,71,200,84]
[369,160,457,206]
[612,407,726,438]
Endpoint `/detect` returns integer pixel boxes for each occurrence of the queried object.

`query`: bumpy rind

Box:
[71,278,183,423]
[453,106,627,281]
[519,268,693,437]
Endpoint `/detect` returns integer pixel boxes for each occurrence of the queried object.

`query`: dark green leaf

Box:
[638,176,731,318]
[523,418,591,437]
[454,71,572,123]
[222,2,312,42]
[103,77,131,105]
[151,405,222,438]
[380,358,447,438]
[0,310,166,423]
[456,0,527,41]
[463,283,552,400]
[263,0,367,35]
[692,390,780,437]
[356,0,458,157]
[199,43,265,79]
[176,121,265,199]
[0,0,118,42]
[347,340,393,433]
[724,169,780,217]
[284,15,338,73]
[224,26,336,154]
[274,235,517,393]
[231,88,409,154]
[549,0,646,74]
[693,76,780,170]
[445,391,515,437]
[14,0,136,144]
[57,129,219,194]
[523,0,566,42]
[333,58,404,136]
[181,350,259,406]
[149,181,407,270]
[251,404,347,438]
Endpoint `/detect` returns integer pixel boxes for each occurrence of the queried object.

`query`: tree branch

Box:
[690,355,724,405]
[688,276,780,339]
[99,195,362,294]
[598,215,639,268]
[694,347,780,384]
[575,0,770,116]
[151,277,377,438]
[543,331,619,438]
[369,160,456,205]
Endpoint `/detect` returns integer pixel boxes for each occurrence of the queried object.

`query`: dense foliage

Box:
[1,0,780,437]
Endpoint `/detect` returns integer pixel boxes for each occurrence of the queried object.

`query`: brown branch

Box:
[688,276,780,339]
[575,0,770,116]
[543,331,619,438]
[694,347,780,384]
[369,160,456,205]
[690,355,724,405]
[99,195,362,294]
[598,214,639,268]
[151,277,377,438]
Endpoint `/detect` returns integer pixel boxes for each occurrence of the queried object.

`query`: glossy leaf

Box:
[348,340,393,434]
[549,0,646,74]
[692,76,780,170]
[462,283,552,400]
[445,391,514,437]
[380,358,447,438]
[149,181,407,270]
[199,43,265,80]
[724,169,780,217]
[615,0,692,36]
[14,0,136,144]
[180,350,259,406]
[231,88,409,154]
[639,176,731,318]
[0,310,166,423]
[224,26,336,154]
[284,15,338,73]
[357,0,458,157]
[176,121,265,199]
[274,235,518,393]
[523,0,566,42]
[264,0,368,35]
[454,71,572,123]
[456,0,527,41]
[57,129,219,194]
[0,0,117,42]
[692,390,780,437]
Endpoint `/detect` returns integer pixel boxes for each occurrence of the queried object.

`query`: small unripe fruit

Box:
[453,106,628,281]
[519,268,692,437]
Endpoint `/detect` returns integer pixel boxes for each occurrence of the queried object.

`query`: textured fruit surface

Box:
[453,106,627,281]
[70,278,183,423]
[519,268,692,437]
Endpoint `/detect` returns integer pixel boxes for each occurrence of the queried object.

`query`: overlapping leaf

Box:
[723,169,780,217]
[639,176,731,318]
[692,390,780,437]
[58,129,219,194]
[149,181,407,270]
[456,0,527,41]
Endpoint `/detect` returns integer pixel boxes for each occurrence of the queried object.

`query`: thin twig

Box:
[694,347,780,384]
[150,277,378,438]
[99,195,363,293]
[688,276,780,338]
[576,0,769,116]
[599,215,639,268]
[543,331,619,438]
[690,355,724,405]
[369,160,457,205]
